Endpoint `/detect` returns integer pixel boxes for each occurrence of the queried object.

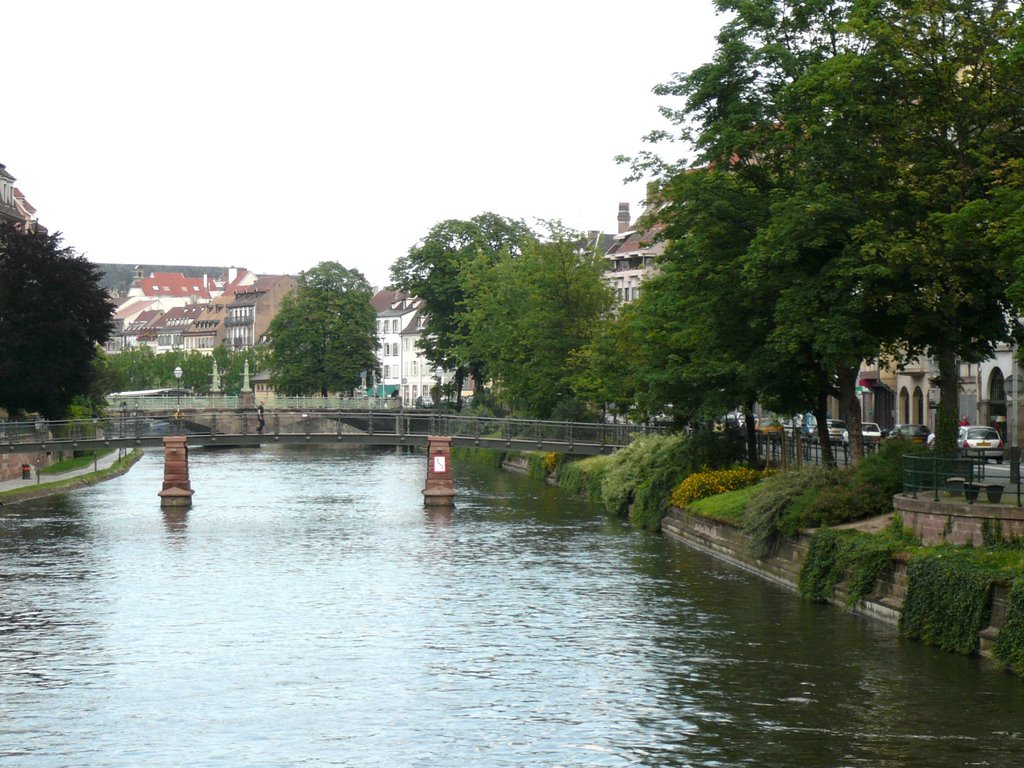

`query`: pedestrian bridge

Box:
[2,411,658,508]
[0,411,651,460]
[0,410,651,456]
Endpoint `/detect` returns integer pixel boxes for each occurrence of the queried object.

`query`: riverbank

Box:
[476,444,1022,673]
[661,505,1018,666]
[0,449,142,505]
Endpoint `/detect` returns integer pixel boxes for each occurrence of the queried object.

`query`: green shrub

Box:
[994,577,1024,675]
[451,445,507,468]
[599,431,744,531]
[799,516,919,606]
[855,438,928,496]
[525,452,548,479]
[900,551,996,655]
[671,466,771,507]
[600,435,666,516]
[779,469,893,534]
[557,455,611,502]
[744,467,833,558]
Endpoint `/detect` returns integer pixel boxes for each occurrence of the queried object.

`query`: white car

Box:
[841,422,882,446]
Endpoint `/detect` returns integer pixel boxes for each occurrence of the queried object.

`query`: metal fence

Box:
[755,428,880,469]
[900,453,1009,503]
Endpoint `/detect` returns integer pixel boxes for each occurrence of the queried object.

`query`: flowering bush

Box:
[671,466,772,507]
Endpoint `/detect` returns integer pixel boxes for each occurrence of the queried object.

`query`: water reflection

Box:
[0,446,1021,767]
[161,508,189,540]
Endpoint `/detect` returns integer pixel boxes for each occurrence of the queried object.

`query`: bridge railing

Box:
[105,395,403,413]
[1,412,659,449]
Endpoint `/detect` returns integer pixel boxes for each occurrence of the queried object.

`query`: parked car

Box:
[841,422,882,446]
[798,413,817,442]
[816,419,846,443]
[755,415,784,433]
[958,426,1004,463]
[887,423,931,444]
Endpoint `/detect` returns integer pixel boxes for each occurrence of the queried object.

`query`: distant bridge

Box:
[0,411,655,457]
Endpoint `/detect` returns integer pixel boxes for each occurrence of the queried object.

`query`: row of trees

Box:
[570,0,1024,463]
[95,345,272,398]
[390,216,614,419]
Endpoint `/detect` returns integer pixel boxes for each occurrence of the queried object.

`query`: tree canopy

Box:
[0,224,113,418]
[460,223,613,418]
[389,213,534,403]
[268,262,378,396]
[614,0,1024,460]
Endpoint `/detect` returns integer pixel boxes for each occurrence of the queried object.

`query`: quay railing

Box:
[900,453,1014,504]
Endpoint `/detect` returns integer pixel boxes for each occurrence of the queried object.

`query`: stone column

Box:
[423,436,455,506]
[158,435,194,508]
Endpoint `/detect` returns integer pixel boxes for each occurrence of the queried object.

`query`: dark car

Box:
[888,423,931,444]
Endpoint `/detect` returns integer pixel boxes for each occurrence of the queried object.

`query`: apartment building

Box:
[221,275,297,350]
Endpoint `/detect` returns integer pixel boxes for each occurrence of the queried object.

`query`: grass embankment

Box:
[686,484,759,524]
[40,449,115,475]
[1,449,142,505]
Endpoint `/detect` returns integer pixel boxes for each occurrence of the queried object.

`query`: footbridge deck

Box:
[1,411,655,456]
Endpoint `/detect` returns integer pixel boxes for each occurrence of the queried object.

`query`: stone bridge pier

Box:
[423,436,455,506]
[158,436,194,508]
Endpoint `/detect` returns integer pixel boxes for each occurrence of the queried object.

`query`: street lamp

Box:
[174,365,183,409]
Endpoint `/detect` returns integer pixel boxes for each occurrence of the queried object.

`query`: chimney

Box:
[617,202,630,233]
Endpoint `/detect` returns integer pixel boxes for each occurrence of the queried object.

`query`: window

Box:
[383,365,390,379]
[411,361,417,375]
[392,319,399,333]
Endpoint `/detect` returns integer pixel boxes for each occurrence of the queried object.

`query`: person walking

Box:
[257,402,266,434]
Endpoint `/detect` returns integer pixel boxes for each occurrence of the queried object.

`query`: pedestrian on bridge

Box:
[257,402,266,434]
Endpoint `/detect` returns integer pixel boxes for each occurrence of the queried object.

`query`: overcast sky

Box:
[5,1,724,289]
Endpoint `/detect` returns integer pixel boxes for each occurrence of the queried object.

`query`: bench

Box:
[961,481,1004,503]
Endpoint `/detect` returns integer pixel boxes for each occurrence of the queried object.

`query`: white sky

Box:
[4,0,724,289]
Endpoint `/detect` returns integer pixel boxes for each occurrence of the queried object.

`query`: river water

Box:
[1,446,1022,767]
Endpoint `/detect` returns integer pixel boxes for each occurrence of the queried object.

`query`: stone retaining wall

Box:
[660,507,1008,658]
[894,493,1024,545]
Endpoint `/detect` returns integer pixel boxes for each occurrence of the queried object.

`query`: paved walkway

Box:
[0,450,125,495]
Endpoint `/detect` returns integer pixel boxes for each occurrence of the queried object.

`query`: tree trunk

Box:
[934,343,960,455]
[743,401,758,467]
[814,394,834,468]
[837,362,863,466]
[455,365,466,409]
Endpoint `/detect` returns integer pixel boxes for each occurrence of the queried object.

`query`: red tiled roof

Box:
[136,272,212,299]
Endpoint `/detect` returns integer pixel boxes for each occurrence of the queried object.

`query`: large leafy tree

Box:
[269,262,378,396]
[853,0,1024,451]
[461,224,613,418]
[389,213,534,404]
[0,223,113,418]
[622,0,1024,461]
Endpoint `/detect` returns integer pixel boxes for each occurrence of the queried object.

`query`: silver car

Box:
[958,426,1004,463]
[841,422,882,446]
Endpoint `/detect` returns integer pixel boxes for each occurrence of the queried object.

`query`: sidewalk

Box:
[0,450,125,495]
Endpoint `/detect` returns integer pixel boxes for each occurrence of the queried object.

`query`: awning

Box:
[368,384,399,397]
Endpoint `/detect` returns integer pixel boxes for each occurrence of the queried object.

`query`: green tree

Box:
[0,224,113,418]
[853,0,1024,451]
[269,262,378,396]
[390,213,534,404]
[461,223,613,418]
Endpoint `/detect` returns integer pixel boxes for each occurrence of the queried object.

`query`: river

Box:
[1,446,1022,767]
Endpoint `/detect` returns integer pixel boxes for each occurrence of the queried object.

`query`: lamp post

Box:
[174,365,183,409]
